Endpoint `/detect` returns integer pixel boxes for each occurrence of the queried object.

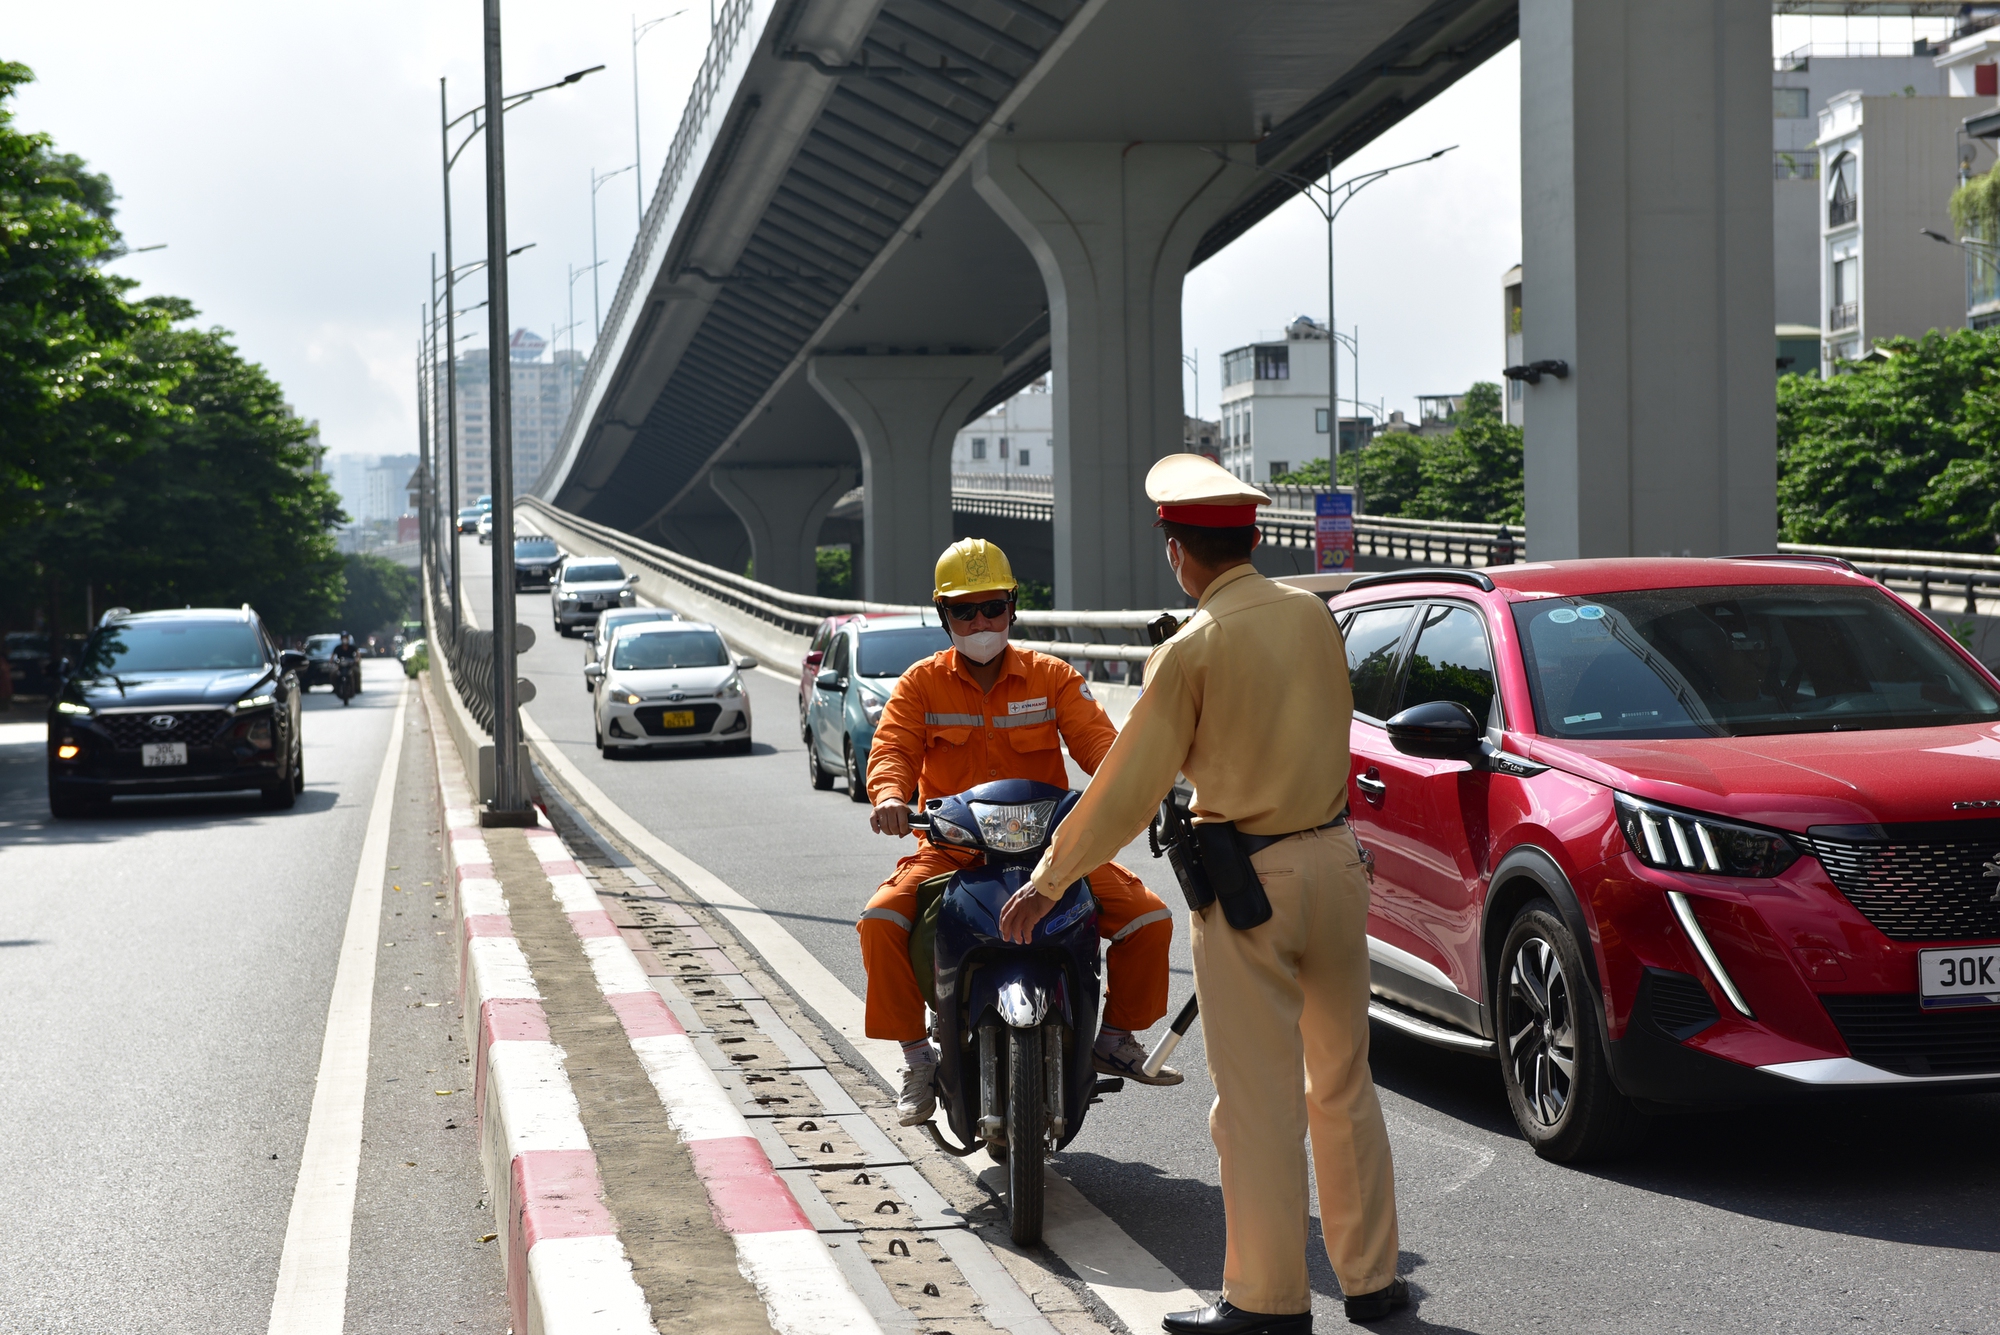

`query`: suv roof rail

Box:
[1727,552,1858,572]
[1342,568,1497,594]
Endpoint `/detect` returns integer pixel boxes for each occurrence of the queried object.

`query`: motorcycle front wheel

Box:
[1006,1025,1045,1245]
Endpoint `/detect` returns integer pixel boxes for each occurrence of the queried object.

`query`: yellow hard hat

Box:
[933,538,1018,599]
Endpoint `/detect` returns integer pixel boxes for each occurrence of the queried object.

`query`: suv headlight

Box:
[1614,792,1800,878]
[235,693,276,711]
[57,701,91,716]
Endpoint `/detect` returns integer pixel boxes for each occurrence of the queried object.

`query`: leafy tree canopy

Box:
[1776,327,2000,551]
[339,553,418,638]
[1273,382,1523,525]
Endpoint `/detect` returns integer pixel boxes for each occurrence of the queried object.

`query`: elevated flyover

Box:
[539,0,1776,609]
[537,0,1516,605]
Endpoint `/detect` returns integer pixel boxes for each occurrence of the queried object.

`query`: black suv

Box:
[46,606,307,818]
[515,536,561,590]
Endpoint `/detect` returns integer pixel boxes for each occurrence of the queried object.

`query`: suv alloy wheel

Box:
[1495,901,1647,1162]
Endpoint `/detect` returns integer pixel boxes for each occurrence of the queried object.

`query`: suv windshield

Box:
[612,630,728,671]
[1514,584,2000,739]
[516,538,558,558]
[84,621,264,674]
[564,562,625,584]
[857,626,951,677]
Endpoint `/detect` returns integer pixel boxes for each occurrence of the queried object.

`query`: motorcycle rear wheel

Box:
[1006,1025,1045,1245]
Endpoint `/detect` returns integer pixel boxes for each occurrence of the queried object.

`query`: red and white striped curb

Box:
[521,827,883,1335]
[425,701,655,1335]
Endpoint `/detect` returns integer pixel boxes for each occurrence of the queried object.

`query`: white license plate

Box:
[141,742,187,768]
[1919,947,2000,1008]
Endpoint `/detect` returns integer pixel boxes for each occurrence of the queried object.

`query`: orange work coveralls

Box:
[859,644,1172,1043]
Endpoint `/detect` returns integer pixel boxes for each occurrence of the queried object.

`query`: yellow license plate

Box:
[659,710,696,728]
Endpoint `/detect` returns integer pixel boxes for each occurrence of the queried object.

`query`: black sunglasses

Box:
[939,597,1013,622]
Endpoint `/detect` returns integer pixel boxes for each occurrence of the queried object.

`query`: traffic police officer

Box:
[999,454,1407,1329]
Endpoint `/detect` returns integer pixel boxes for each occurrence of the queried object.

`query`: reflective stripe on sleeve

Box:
[1109,907,1173,942]
[924,712,985,727]
[858,907,914,932]
[990,710,1056,728]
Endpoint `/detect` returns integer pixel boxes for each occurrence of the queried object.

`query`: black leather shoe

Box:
[1162,1301,1311,1335]
[1343,1276,1409,1323]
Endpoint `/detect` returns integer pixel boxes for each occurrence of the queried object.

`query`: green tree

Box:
[815,545,853,598]
[1775,327,2000,550]
[338,553,417,637]
[0,62,180,532]
[1406,382,1524,524]
[31,321,345,636]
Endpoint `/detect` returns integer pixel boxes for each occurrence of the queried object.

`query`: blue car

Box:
[804,614,950,800]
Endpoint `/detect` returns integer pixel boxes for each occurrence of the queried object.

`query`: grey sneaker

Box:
[896,1060,938,1125]
[1093,1032,1183,1086]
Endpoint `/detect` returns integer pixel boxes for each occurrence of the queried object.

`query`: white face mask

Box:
[951,628,1009,665]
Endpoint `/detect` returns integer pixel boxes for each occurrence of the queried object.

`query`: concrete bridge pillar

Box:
[1519,0,1775,559]
[651,514,750,573]
[709,465,856,595]
[808,355,1003,604]
[975,142,1256,610]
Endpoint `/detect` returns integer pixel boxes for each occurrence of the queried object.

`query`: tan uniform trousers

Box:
[1190,821,1398,1312]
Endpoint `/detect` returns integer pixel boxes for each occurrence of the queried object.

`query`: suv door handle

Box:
[1356,770,1387,802]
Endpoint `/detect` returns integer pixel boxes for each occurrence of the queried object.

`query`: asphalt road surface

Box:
[473,537,2000,1334]
[0,658,504,1334]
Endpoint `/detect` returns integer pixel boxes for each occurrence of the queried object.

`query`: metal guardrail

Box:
[951,470,1053,497]
[425,569,494,733]
[522,497,1164,665]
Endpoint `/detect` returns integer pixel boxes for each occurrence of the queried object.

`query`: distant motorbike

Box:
[333,658,360,705]
[909,778,1123,1245]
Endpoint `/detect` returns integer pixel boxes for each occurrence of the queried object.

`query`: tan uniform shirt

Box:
[1027,564,1353,899]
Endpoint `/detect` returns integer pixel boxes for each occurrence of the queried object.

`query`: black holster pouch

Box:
[1147,791,1273,931]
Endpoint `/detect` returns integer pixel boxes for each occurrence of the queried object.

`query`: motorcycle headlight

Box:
[967,799,1059,854]
[1614,792,1800,878]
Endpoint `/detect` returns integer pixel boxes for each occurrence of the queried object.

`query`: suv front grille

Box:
[1802,821,2000,942]
[1821,993,2000,1075]
[96,709,230,750]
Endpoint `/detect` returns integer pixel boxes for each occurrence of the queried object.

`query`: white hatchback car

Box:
[592,622,757,756]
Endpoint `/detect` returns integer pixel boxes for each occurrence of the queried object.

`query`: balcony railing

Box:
[1829,197,1857,227]
[1828,302,1858,331]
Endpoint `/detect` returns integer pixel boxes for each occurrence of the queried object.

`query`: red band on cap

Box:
[1157,503,1259,528]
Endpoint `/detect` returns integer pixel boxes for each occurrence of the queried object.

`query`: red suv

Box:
[1330,557,2000,1161]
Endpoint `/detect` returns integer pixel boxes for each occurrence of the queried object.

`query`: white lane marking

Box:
[517,709,1205,1329]
[267,679,410,1335]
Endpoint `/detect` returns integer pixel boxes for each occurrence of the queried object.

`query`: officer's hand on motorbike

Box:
[870,800,913,838]
[999,886,1055,944]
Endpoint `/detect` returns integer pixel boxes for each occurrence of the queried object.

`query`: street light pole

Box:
[631,10,687,229]
[1258,147,1454,487]
[591,164,635,337]
[481,0,529,822]
[438,78,463,642]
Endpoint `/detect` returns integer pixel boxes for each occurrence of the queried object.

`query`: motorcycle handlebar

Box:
[906,810,931,830]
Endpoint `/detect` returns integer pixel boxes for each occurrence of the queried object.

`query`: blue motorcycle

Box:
[910,778,1121,1244]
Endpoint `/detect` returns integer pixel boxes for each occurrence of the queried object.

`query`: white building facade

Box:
[455,328,585,500]
[950,378,1052,475]
[1817,89,1991,371]
[1217,317,1336,485]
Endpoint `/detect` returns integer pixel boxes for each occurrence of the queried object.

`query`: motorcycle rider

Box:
[861,538,1181,1127]
[331,632,360,694]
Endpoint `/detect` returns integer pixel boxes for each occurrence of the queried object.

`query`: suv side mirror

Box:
[1385,700,1483,762]
[735,655,759,671]
[279,651,308,674]
[815,668,842,691]
[624,574,640,587]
